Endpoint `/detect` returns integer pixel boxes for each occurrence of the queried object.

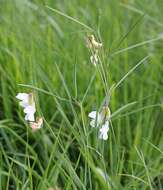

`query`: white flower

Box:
[88,111,102,127]
[16,93,30,108]
[99,121,109,140]
[24,105,36,122]
[88,106,111,140]
[29,117,43,131]
[16,92,36,122]
[90,53,98,66]
[88,106,110,127]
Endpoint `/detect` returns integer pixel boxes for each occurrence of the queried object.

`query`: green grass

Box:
[0,0,163,189]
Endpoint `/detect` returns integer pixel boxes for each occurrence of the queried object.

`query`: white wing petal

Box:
[102,121,109,130]
[25,113,35,122]
[19,101,29,108]
[90,120,96,127]
[24,105,36,114]
[99,121,109,140]
[102,133,108,140]
[28,114,35,122]
[16,93,28,101]
[88,111,97,119]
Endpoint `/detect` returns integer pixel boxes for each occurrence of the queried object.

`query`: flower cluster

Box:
[86,34,102,65]
[16,92,43,131]
[88,106,111,140]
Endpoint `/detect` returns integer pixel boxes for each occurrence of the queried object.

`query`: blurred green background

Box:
[0,0,163,189]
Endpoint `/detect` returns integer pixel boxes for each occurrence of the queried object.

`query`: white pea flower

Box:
[88,106,110,127]
[88,106,111,140]
[16,92,36,122]
[16,93,30,108]
[30,117,43,132]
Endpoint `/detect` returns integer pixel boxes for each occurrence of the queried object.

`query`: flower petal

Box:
[25,113,35,122]
[16,93,28,101]
[24,105,36,114]
[99,121,109,140]
[88,111,97,119]
[19,101,29,108]
[90,120,96,127]
[102,121,109,129]
[102,133,108,140]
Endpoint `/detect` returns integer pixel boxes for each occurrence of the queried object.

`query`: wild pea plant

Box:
[16,35,112,140]
[86,34,111,140]
[1,2,162,190]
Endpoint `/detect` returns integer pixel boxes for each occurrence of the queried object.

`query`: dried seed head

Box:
[87,34,102,49]
[29,117,43,131]
[36,117,43,126]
